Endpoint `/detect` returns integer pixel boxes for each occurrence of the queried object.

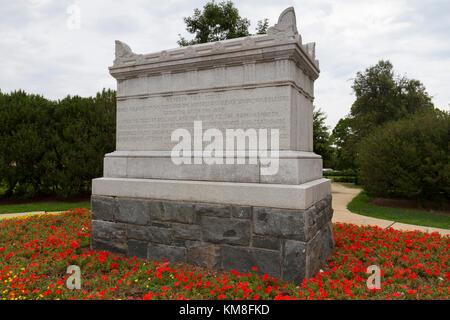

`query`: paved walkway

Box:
[331,183,450,236]
[1,185,449,236]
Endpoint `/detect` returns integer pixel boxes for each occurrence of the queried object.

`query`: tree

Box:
[0,88,116,199]
[255,18,269,35]
[0,90,55,197]
[53,89,116,198]
[313,107,334,168]
[330,117,354,170]
[333,60,435,170]
[349,60,434,140]
[178,1,268,46]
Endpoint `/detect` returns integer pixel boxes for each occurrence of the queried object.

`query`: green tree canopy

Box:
[313,107,334,168]
[349,60,434,140]
[255,18,269,35]
[178,1,268,46]
[332,60,435,170]
[0,90,55,197]
[0,89,116,199]
[330,117,354,170]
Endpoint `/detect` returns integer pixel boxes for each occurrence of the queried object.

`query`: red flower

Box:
[143,292,154,300]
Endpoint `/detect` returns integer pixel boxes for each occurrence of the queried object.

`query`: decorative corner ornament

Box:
[267,7,299,37]
[114,40,136,65]
[305,42,316,60]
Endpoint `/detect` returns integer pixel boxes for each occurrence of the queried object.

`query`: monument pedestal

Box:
[91,178,333,283]
[91,7,333,283]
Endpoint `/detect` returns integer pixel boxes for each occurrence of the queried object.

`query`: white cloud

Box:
[0,0,449,129]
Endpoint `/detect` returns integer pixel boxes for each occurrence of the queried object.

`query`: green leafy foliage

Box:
[331,118,355,170]
[0,89,116,199]
[332,60,435,170]
[255,18,269,35]
[178,1,268,46]
[323,169,358,184]
[0,90,55,197]
[312,107,333,168]
[357,111,450,205]
[350,60,433,140]
[323,169,357,177]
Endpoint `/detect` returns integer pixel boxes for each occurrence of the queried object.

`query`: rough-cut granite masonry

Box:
[91,195,334,283]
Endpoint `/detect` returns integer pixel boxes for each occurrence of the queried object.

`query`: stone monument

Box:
[91,7,333,283]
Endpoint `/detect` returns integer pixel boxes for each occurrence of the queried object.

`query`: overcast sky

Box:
[1,0,449,128]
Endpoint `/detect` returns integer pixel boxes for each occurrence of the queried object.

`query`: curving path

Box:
[331,183,450,236]
[1,185,449,236]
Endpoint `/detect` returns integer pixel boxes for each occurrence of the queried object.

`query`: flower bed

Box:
[0,209,448,300]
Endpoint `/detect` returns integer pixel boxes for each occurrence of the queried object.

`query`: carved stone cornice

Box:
[110,7,319,80]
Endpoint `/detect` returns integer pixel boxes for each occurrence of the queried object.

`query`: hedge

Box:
[0,89,116,199]
[323,169,357,177]
[332,176,357,183]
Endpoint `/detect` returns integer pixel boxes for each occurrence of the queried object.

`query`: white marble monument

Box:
[91,7,333,283]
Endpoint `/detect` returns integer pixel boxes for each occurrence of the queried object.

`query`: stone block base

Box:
[90,194,334,283]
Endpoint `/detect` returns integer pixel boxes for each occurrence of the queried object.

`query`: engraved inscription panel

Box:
[116,86,292,151]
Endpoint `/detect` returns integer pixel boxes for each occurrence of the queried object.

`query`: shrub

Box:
[0,89,116,199]
[357,110,449,205]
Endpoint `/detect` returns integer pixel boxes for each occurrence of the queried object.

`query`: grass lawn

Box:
[0,201,90,214]
[0,182,90,214]
[348,192,450,230]
[0,209,448,300]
